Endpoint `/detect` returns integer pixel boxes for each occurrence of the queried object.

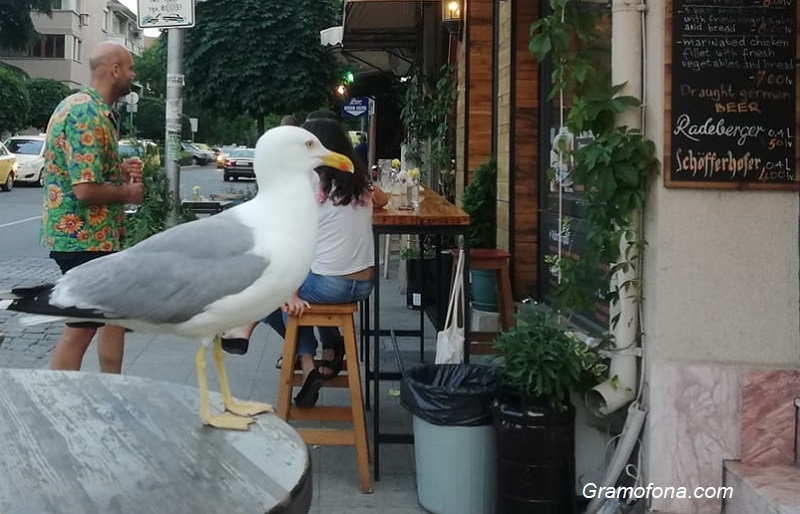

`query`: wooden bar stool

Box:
[452,248,515,354]
[275,303,372,493]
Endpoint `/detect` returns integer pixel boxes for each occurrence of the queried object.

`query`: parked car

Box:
[119,139,159,160]
[0,141,18,192]
[223,148,256,181]
[4,135,45,187]
[181,142,214,165]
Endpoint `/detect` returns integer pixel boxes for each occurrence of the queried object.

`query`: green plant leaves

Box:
[461,159,497,249]
[493,304,609,411]
[528,0,659,323]
[400,64,457,193]
[122,153,196,248]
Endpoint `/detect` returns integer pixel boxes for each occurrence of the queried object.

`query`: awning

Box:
[321,26,414,78]
[343,0,432,50]
[321,0,440,78]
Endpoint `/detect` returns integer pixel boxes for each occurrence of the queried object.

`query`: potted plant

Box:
[490,303,607,514]
[461,158,498,311]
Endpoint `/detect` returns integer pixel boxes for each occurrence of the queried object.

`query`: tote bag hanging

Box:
[435,249,465,364]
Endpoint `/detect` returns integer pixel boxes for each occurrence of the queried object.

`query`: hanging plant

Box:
[400,64,457,201]
[530,0,659,319]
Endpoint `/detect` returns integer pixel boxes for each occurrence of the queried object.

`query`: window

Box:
[538,1,612,331]
[73,37,82,62]
[52,0,62,8]
[0,45,27,57]
[28,35,65,58]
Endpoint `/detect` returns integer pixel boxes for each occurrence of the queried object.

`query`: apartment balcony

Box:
[105,34,143,56]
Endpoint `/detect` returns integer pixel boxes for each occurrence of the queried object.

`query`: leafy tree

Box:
[0,61,30,79]
[120,96,195,142]
[130,96,167,141]
[134,38,166,98]
[187,105,258,146]
[25,78,70,130]
[0,67,31,135]
[183,0,340,133]
[0,0,58,51]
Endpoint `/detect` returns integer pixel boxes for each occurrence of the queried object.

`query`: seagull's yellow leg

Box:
[212,336,273,417]
[195,344,255,430]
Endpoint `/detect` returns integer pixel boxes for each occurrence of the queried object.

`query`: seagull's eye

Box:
[305,141,314,149]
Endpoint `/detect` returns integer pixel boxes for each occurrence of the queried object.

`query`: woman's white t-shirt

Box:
[310,192,374,276]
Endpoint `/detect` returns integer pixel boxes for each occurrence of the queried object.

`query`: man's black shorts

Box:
[49,251,114,328]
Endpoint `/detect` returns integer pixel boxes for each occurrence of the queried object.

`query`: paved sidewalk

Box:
[0,255,437,513]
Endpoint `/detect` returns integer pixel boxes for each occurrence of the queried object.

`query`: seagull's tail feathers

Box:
[1,284,114,325]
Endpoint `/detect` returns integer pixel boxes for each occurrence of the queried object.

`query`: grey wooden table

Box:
[0,369,311,514]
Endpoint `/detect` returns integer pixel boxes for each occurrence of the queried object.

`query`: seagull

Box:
[0,126,354,430]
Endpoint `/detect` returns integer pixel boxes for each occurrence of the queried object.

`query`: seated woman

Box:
[222,114,387,408]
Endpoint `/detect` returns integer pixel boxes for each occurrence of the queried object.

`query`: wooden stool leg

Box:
[342,317,372,493]
[497,263,514,330]
[276,321,298,420]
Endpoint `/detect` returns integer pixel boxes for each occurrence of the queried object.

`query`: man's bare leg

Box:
[50,325,97,371]
[97,325,126,373]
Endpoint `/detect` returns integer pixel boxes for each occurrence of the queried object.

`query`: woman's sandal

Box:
[274,356,303,370]
[318,337,345,379]
[294,369,323,407]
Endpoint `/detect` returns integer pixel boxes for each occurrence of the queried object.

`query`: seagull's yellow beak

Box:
[321,150,354,173]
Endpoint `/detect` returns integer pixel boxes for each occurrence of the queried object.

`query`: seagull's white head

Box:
[253,126,354,187]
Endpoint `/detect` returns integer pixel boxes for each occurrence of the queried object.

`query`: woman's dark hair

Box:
[301,117,370,206]
[306,109,341,122]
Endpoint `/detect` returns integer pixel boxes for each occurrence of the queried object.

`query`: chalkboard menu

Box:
[666,0,800,190]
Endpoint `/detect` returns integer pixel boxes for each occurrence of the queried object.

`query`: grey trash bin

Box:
[400,364,499,514]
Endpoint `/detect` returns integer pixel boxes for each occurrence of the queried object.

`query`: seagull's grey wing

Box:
[53,215,269,324]
[131,212,255,258]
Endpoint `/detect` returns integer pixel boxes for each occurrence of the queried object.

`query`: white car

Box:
[4,135,45,187]
[181,142,214,165]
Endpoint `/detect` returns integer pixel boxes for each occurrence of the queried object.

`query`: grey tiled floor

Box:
[0,256,440,513]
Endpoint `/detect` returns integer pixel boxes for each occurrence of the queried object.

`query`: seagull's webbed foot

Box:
[203,412,256,431]
[196,342,257,431]
[225,399,273,418]
[212,335,273,418]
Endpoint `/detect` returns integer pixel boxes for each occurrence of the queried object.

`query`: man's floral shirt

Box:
[40,87,124,252]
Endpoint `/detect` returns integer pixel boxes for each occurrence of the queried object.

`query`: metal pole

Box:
[165,28,184,226]
[367,98,377,169]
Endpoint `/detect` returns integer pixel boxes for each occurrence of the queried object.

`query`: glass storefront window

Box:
[538,0,612,331]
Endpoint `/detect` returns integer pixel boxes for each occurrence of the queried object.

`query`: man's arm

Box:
[72,181,143,205]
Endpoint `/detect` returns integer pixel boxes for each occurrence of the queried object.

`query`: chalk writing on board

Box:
[667,0,798,189]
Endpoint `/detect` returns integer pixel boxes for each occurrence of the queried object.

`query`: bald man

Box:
[40,41,145,374]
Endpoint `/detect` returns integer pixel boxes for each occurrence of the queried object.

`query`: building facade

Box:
[0,0,143,88]
[458,0,800,512]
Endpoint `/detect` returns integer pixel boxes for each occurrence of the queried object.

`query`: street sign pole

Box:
[138,0,197,226]
[165,28,183,227]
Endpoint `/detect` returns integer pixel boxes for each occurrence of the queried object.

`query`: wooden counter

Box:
[372,187,470,227]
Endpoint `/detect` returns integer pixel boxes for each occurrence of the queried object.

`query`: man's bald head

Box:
[89,42,129,72]
[88,42,136,103]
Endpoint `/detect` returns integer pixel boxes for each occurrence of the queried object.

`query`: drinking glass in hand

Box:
[123,156,142,214]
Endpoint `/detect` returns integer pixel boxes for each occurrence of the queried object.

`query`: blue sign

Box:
[342,97,369,118]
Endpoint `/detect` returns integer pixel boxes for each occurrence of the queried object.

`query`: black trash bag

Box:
[400,364,500,426]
